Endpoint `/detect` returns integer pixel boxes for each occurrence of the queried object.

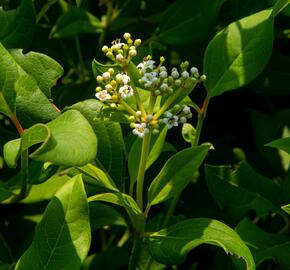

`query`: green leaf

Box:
[92,59,119,77]
[3,139,21,168]
[16,174,91,270]
[157,0,225,45]
[204,9,274,97]
[182,123,196,145]
[147,218,255,269]
[50,6,103,38]
[78,164,118,192]
[89,202,127,230]
[147,144,211,206]
[236,218,290,268]
[0,181,13,202]
[31,110,97,167]
[0,0,35,48]
[128,127,168,189]
[266,137,290,155]
[21,174,71,204]
[88,192,145,233]
[205,164,283,221]
[10,49,64,98]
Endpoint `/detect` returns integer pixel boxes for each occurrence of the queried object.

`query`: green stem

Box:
[193,95,210,146]
[36,0,58,23]
[74,37,86,82]
[120,100,139,117]
[128,234,142,270]
[161,95,210,228]
[136,132,151,211]
[19,149,29,199]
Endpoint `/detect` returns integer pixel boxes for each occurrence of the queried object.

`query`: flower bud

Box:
[153,129,159,135]
[95,86,102,92]
[200,74,207,81]
[102,45,109,53]
[129,49,137,57]
[106,51,114,60]
[110,103,117,108]
[102,72,110,80]
[108,68,114,75]
[116,54,124,62]
[190,67,198,75]
[96,75,103,83]
[175,79,182,86]
[123,32,131,40]
[134,39,142,47]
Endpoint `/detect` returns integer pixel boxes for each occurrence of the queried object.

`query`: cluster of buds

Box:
[95,33,206,138]
[101,33,141,66]
[95,68,134,107]
[137,57,205,97]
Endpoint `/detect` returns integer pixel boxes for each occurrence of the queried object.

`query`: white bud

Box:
[116,54,124,61]
[129,49,137,57]
[190,67,198,74]
[96,75,103,83]
[102,45,109,53]
[123,32,131,40]
[180,116,187,123]
[102,72,110,80]
[181,71,189,78]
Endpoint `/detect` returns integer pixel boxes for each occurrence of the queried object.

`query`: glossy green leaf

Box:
[147,218,255,269]
[182,123,196,145]
[50,6,103,38]
[78,164,118,192]
[3,139,21,168]
[21,174,71,204]
[89,202,127,230]
[72,100,126,187]
[0,0,35,48]
[266,137,290,155]
[88,192,145,233]
[148,144,211,206]
[10,49,64,98]
[31,110,97,167]
[236,218,290,268]
[204,9,274,97]
[205,164,283,221]
[157,0,225,45]
[16,174,91,270]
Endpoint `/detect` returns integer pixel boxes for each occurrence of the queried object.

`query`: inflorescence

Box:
[95,33,206,138]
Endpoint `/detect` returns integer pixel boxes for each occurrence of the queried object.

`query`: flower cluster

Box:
[101,33,141,66]
[95,68,134,105]
[137,57,203,97]
[94,33,206,138]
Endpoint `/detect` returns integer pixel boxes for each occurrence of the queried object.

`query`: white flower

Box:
[162,112,179,129]
[119,85,134,98]
[171,68,179,79]
[95,90,111,101]
[132,123,149,138]
[159,70,168,79]
[116,73,130,85]
[181,71,189,78]
[140,72,159,89]
[137,60,155,74]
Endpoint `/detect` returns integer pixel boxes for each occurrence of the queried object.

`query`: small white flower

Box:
[140,72,158,89]
[119,85,134,98]
[137,60,155,74]
[132,123,149,138]
[162,114,179,129]
[171,68,179,79]
[183,105,191,114]
[95,90,112,101]
[116,73,130,85]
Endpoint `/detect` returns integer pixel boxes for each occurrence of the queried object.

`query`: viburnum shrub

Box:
[1,0,290,269]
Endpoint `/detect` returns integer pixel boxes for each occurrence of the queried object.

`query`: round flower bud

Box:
[181,71,189,78]
[106,51,114,59]
[175,79,182,86]
[95,86,102,92]
[168,87,173,94]
[171,70,179,79]
[129,49,137,57]
[160,66,167,72]
[180,116,187,123]
[130,122,136,128]
[159,70,168,79]
[174,104,181,110]
[123,32,131,40]
[96,75,103,83]
[153,129,159,135]
[155,90,161,95]
[134,39,142,47]
[108,68,114,75]
[102,45,109,53]
[110,80,117,87]
[161,83,168,92]
[116,54,124,62]
[200,74,207,81]
[110,103,117,108]
[105,84,113,91]
[102,72,110,80]
[129,116,135,122]
[116,74,123,83]
[190,67,198,74]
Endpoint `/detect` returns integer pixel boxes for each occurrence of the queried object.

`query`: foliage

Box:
[0,0,290,269]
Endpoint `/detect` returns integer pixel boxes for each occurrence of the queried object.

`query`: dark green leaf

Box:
[147,218,255,269]
[0,0,35,48]
[266,137,290,155]
[148,144,211,206]
[89,202,127,230]
[157,0,225,45]
[50,6,103,38]
[0,181,13,202]
[236,218,290,268]
[16,174,91,270]
[205,164,283,221]
[204,9,274,97]
[88,192,145,233]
